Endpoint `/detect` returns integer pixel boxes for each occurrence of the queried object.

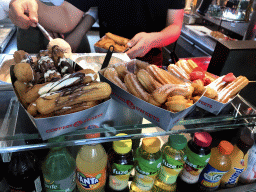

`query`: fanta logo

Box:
[77,172,101,188]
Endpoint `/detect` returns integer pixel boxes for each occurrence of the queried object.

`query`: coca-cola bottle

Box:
[5,151,44,192]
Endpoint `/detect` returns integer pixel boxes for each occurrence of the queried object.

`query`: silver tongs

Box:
[37,23,53,41]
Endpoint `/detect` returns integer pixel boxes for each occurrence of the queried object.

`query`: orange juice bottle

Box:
[220,134,254,188]
[76,128,107,192]
[198,140,234,191]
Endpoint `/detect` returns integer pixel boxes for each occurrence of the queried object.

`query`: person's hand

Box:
[9,0,38,29]
[47,30,65,39]
[126,32,160,59]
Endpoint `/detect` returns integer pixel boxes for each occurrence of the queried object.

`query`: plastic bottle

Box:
[42,136,76,191]
[176,132,212,192]
[76,141,107,192]
[130,137,162,192]
[152,134,187,192]
[239,142,256,184]
[220,134,254,188]
[106,133,134,192]
[198,140,234,191]
[6,151,44,192]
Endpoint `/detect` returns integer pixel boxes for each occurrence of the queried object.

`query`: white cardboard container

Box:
[99,60,199,131]
[196,76,237,115]
[10,53,131,140]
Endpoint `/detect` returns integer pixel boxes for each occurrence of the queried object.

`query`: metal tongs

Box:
[37,23,53,41]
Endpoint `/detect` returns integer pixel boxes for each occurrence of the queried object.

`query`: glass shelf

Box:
[0,92,255,153]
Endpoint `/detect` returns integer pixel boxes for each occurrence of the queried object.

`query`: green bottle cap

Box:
[168,134,187,150]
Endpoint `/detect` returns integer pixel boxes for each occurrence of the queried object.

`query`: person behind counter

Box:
[2,0,94,53]
[9,0,185,65]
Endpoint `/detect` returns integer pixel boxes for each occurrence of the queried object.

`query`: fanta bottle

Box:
[152,134,187,192]
[220,134,254,188]
[130,137,162,192]
[76,135,107,191]
[198,140,234,191]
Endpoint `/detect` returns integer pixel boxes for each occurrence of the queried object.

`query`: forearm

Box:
[65,14,96,52]
[37,0,84,33]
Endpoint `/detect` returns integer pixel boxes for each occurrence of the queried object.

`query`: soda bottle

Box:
[106,133,134,192]
[198,140,234,191]
[76,142,107,192]
[239,142,256,184]
[130,137,162,192]
[152,134,187,192]
[6,151,44,192]
[220,134,254,188]
[42,136,76,191]
[176,132,212,192]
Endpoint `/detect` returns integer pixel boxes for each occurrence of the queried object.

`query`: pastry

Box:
[175,59,198,76]
[112,62,129,81]
[147,64,184,85]
[106,32,129,46]
[38,70,97,96]
[192,79,205,95]
[217,76,249,103]
[14,80,29,108]
[24,83,48,103]
[137,69,161,93]
[124,73,150,102]
[152,84,191,104]
[104,68,128,91]
[204,86,218,99]
[36,82,111,115]
[168,64,190,80]
[13,50,33,64]
[27,102,38,116]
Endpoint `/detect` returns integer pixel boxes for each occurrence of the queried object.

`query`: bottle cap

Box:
[113,133,132,154]
[142,137,161,153]
[194,132,212,147]
[84,125,100,139]
[218,140,234,155]
[168,134,187,150]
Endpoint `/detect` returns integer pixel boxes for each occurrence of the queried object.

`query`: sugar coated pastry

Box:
[147,64,184,85]
[165,96,187,112]
[217,76,249,103]
[175,59,198,76]
[124,73,150,102]
[24,83,48,103]
[152,84,191,104]
[204,87,218,99]
[168,64,190,80]
[104,68,128,91]
[36,82,111,115]
[112,62,129,81]
[137,69,160,93]
[105,32,129,45]
[192,79,205,95]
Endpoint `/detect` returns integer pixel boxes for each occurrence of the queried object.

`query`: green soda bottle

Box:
[42,136,76,191]
[152,134,187,192]
[130,137,162,192]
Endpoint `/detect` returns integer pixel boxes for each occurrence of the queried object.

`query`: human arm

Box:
[9,0,84,32]
[64,7,98,52]
[126,9,184,59]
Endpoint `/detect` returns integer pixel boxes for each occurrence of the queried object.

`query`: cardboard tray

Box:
[99,60,198,131]
[10,58,113,140]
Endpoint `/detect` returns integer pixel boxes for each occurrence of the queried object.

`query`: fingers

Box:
[27,0,38,27]
[127,32,144,48]
[9,0,38,29]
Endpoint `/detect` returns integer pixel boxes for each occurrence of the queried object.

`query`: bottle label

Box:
[221,151,249,188]
[76,167,106,190]
[180,145,211,183]
[240,145,256,183]
[198,163,228,189]
[9,176,43,192]
[44,171,76,191]
[109,163,133,190]
[158,153,185,185]
[133,156,162,190]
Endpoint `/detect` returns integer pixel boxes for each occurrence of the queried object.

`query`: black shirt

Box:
[66,0,185,38]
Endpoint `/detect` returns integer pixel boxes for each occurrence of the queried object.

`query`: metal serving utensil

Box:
[37,23,53,41]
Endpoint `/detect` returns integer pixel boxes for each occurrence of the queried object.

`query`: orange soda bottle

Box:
[198,140,234,191]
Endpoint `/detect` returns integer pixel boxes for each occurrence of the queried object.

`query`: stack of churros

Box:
[103,59,198,113]
[95,32,129,52]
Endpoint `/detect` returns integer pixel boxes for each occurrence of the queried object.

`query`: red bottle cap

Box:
[194,132,212,147]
